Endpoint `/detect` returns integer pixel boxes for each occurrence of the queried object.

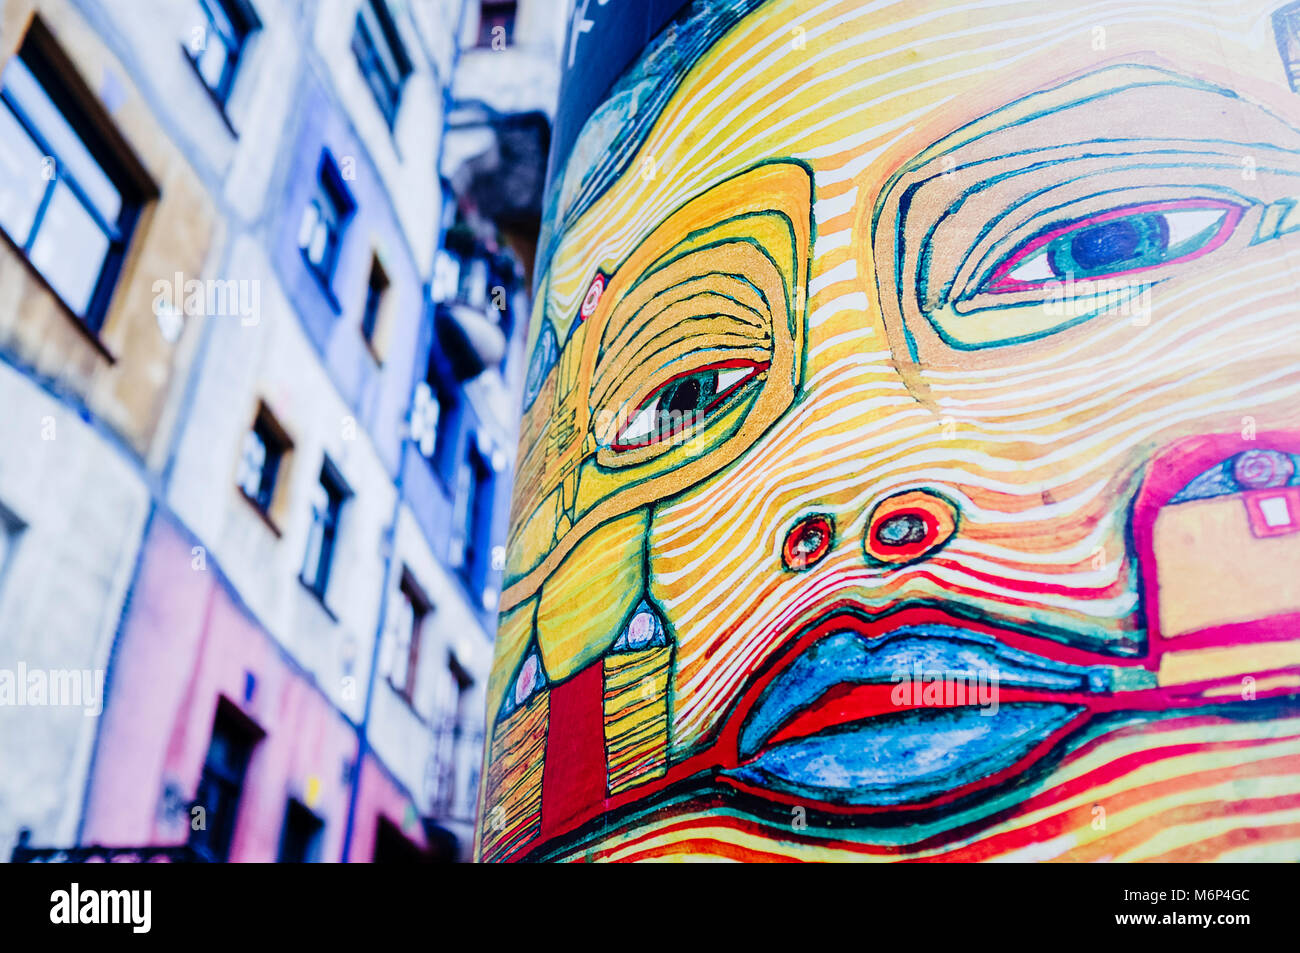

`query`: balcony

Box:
[424,714,484,826]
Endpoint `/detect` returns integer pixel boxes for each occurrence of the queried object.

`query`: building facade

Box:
[0,0,560,863]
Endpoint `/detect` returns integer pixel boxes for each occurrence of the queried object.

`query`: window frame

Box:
[237,402,293,526]
[189,700,262,863]
[424,360,463,488]
[360,254,389,358]
[456,438,495,592]
[0,28,151,334]
[298,151,355,296]
[277,797,324,864]
[0,503,24,605]
[300,457,350,605]
[184,0,260,110]
[352,0,412,130]
[389,570,431,704]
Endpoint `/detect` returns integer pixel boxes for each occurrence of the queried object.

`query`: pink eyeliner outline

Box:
[983,198,1244,294]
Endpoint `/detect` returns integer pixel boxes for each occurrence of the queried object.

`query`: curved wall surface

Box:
[478,0,1300,862]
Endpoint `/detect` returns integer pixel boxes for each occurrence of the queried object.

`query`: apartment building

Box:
[0,0,561,863]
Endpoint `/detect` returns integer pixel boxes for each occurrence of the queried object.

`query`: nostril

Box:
[865,490,957,565]
[782,514,834,571]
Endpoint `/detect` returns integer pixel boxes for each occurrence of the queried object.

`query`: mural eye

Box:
[498,647,547,720]
[983,199,1243,293]
[612,359,767,451]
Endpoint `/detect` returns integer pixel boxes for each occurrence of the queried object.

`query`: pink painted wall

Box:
[80,511,421,862]
[347,753,430,861]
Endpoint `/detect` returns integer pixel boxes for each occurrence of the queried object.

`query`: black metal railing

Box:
[424,715,485,824]
[12,843,213,863]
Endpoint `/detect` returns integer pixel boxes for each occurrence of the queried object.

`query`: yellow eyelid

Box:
[597,271,771,364]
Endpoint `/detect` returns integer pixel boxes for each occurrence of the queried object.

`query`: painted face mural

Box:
[477,0,1300,861]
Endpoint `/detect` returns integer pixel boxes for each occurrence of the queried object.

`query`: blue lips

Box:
[727,624,1100,806]
[728,703,1081,806]
[738,626,1104,760]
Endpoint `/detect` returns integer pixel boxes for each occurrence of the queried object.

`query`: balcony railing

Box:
[12,842,213,863]
[424,715,484,825]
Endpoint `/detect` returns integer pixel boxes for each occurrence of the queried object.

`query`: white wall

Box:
[314,0,449,273]
[0,362,150,859]
[164,234,396,723]
[368,503,493,826]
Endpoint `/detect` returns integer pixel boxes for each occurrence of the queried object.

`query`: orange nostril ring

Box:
[865,490,957,565]
[782,514,834,571]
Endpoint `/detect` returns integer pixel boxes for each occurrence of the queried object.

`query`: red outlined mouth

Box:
[529,431,1300,847]
[712,607,1145,813]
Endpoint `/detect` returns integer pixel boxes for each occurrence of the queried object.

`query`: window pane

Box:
[28,181,110,316]
[302,517,325,588]
[297,201,320,250]
[353,4,407,125]
[0,104,49,245]
[462,257,488,307]
[362,284,382,340]
[0,520,12,577]
[358,3,404,82]
[237,429,266,500]
[389,596,413,689]
[302,481,329,589]
[308,221,328,267]
[3,58,122,224]
[200,0,241,46]
[196,34,231,90]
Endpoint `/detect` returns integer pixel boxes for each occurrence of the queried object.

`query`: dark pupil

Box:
[663,372,716,416]
[1071,220,1142,271]
[1053,213,1170,276]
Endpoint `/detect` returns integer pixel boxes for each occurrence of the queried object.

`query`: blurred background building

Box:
[0,0,564,862]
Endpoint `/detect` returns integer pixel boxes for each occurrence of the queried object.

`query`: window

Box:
[424,365,462,485]
[190,701,261,862]
[0,504,23,596]
[455,440,494,588]
[301,459,349,602]
[185,0,259,106]
[297,152,354,290]
[352,0,411,129]
[372,816,424,863]
[389,572,430,702]
[237,403,291,518]
[458,254,489,309]
[0,29,148,331]
[430,653,474,816]
[360,255,388,354]
[477,1,517,48]
[277,799,323,863]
